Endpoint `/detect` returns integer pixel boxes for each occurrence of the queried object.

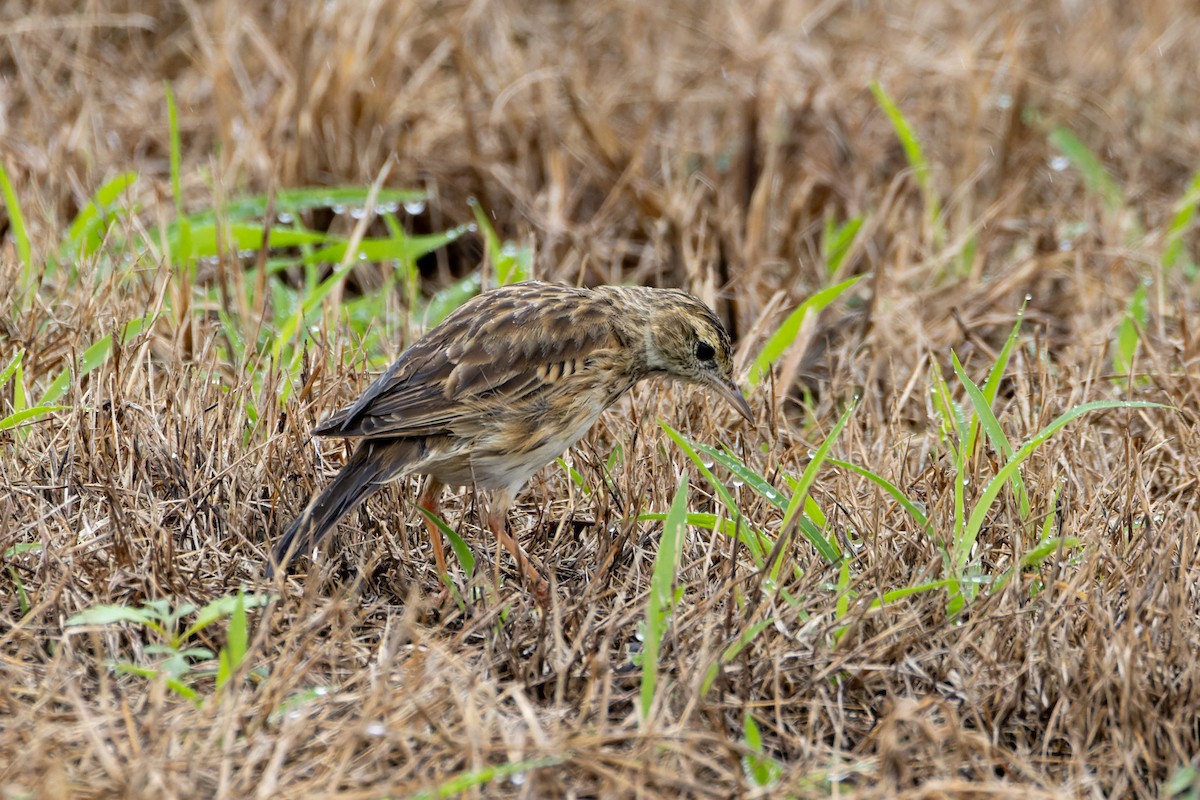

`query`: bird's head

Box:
[637,289,753,422]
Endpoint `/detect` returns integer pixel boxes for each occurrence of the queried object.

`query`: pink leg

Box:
[417,478,448,581]
[484,489,548,602]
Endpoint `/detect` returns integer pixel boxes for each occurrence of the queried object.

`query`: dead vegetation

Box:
[3,1,1200,797]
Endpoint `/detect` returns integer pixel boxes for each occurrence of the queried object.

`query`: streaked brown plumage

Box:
[267,280,752,597]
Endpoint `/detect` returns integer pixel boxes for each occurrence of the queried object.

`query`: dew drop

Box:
[1049,155,1070,172]
[349,207,368,220]
[376,201,400,214]
[995,94,1013,109]
[331,204,347,215]
[701,459,715,469]
[365,722,386,737]
[403,199,427,215]
[730,478,745,488]
[510,772,527,787]
[1024,293,1033,302]
[313,686,329,696]
[277,212,294,224]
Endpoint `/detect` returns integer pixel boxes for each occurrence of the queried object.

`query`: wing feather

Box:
[312,282,619,439]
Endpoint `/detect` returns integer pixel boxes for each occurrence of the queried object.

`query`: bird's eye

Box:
[695,341,716,362]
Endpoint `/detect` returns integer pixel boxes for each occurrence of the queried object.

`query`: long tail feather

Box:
[267,439,416,577]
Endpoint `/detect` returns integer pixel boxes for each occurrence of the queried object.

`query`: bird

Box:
[267,279,753,598]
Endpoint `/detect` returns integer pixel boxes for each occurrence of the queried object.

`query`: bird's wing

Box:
[312,282,622,439]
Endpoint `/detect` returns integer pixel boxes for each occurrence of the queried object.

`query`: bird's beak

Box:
[716,378,754,422]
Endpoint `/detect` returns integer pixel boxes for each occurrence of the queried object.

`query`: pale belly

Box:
[422,400,611,493]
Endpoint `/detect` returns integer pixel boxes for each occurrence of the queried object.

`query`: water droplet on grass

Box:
[403,199,427,215]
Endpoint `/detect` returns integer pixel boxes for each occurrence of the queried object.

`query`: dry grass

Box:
[3,1,1200,797]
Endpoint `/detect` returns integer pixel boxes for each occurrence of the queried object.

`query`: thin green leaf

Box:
[64,171,138,258]
[417,506,477,579]
[0,405,70,432]
[407,756,564,800]
[774,403,855,566]
[824,216,864,276]
[165,81,182,218]
[183,593,273,640]
[693,442,787,510]
[641,473,689,723]
[827,458,931,534]
[701,617,774,694]
[66,605,157,627]
[957,401,1167,570]
[749,275,864,386]
[952,350,1030,520]
[1049,126,1124,213]
[1163,167,1200,273]
[0,160,31,280]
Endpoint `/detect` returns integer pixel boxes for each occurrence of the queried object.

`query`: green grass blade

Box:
[183,592,273,640]
[0,160,31,284]
[870,81,942,246]
[423,272,483,328]
[641,473,689,723]
[692,442,787,510]
[957,401,1167,570]
[408,755,564,800]
[1163,167,1200,274]
[417,506,477,579]
[0,349,24,390]
[701,617,773,694]
[1049,126,1124,213]
[165,81,182,217]
[216,591,248,692]
[64,171,138,259]
[826,458,931,534]
[824,216,864,276]
[0,405,71,432]
[748,275,864,386]
[868,578,958,609]
[39,315,152,407]
[183,186,425,225]
[967,308,1026,459]
[773,402,855,567]
[66,605,158,627]
[637,510,768,567]
[471,200,531,286]
[952,350,1030,519]
[1113,282,1148,379]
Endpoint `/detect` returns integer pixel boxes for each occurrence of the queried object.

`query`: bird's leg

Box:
[417,478,449,583]
[484,488,549,602]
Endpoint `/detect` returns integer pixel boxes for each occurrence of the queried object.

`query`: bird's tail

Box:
[267,439,416,577]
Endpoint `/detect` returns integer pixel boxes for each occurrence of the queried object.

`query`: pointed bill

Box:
[716,379,753,422]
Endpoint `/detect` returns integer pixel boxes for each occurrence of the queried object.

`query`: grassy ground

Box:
[3,1,1200,797]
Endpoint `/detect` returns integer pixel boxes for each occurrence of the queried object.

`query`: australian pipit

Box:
[268,280,752,596]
